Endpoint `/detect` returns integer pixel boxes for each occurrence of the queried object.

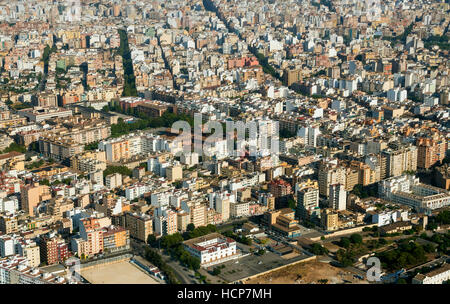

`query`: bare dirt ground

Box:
[245,260,368,284]
[81,261,160,284]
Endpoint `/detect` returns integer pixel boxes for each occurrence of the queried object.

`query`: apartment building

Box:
[318,161,346,197]
[321,208,339,231]
[417,137,447,169]
[0,216,18,234]
[20,183,52,217]
[39,236,68,265]
[38,135,84,161]
[105,173,122,190]
[102,225,130,254]
[124,213,153,242]
[329,184,347,211]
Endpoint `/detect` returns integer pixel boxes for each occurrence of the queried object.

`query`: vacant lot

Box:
[81,260,160,284]
[245,260,368,284]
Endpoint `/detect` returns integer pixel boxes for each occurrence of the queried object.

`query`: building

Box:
[0,216,18,234]
[38,135,84,161]
[183,233,239,267]
[262,208,302,238]
[0,236,15,258]
[412,263,450,284]
[124,213,153,242]
[166,165,182,182]
[379,221,413,234]
[154,209,178,236]
[39,236,68,265]
[16,240,40,268]
[318,161,346,197]
[177,212,190,232]
[105,173,122,190]
[17,107,72,122]
[0,256,73,284]
[296,180,319,220]
[102,225,130,254]
[0,151,25,171]
[417,138,447,169]
[230,201,250,218]
[79,218,107,256]
[182,201,207,228]
[20,183,52,217]
[321,208,339,231]
[329,184,347,211]
[379,175,450,212]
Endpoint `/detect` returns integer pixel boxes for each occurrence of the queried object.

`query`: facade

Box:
[263,208,302,238]
[417,138,447,169]
[318,161,346,197]
[412,264,450,284]
[329,184,347,211]
[379,175,450,212]
[0,256,72,284]
[105,173,122,190]
[39,236,68,265]
[102,225,130,254]
[20,183,52,217]
[124,213,153,242]
[321,209,339,231]
[183,233,239,267]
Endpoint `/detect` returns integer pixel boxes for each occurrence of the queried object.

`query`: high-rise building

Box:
[20,183,52,216]
[329,184,347,211]
[296,180,319,220]
[318,161,346,197]
[39,236,68,265]
[124,213,153,242]
[417,138,447,169]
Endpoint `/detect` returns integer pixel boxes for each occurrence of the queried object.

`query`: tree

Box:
[350,234,363,244]
[1,142,27,154]
[103,165,132,178]
[187,223,195,232]
[212,267,221,275]
[287,198,296,210]
[339,237,351,249]
[147,234,157,247]
[310,243,329,255]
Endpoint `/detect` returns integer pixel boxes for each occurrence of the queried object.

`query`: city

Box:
[0,0,449,289]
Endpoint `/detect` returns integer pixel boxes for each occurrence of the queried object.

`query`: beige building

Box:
[0,151,25,171]
[167,165,183,182]
[318,161,346,197]
[125,213,153,242]
[321,208,339,231]
[177,212,190,232]
[18,241,40,268]
[188,202,207,228]
[20,183,52,217]
[0,216,18,234]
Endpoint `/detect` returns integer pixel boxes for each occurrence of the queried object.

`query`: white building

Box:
[329,184,346,211]
[379,175,450,212]
[125,183,148,201]
[372,210,409,227]
[105,173,122,190]
[297,127,321,147]
[0,236,15,258]
[412,264,450,284]
[183,233,239,267]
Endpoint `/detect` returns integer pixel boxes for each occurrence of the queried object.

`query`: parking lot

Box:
[215,246,311,283]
